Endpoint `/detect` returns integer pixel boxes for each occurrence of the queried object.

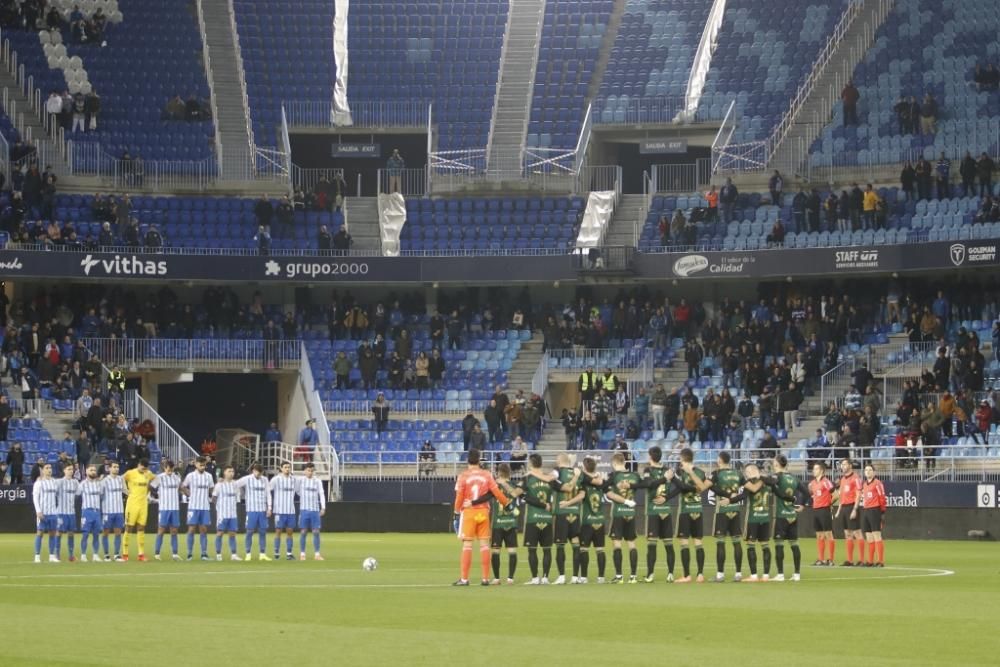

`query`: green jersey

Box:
[743,482,773,524]
[642,465,674,516]
[678,466,706,514]
[711,468,745,515]
[608,470,640,518]
[519,474,555,524]
[581,476,607,526]
[491,480,519,530]
[553,467,580,516]
[771,473,804,520]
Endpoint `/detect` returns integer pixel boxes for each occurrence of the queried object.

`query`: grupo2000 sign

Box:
[264,260,371,279]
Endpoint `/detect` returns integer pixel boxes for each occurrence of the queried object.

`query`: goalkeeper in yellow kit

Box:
[122,459,156,561]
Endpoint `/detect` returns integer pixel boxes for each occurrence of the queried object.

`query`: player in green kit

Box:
[640,446,683,583]
[519,454,561,585]
[551,453,583,584]
[605,452,641,584]
[707,451,745,582]
[489,464,523,584]
[573,456,609,583]
[764,454,811,582]
[675,448,710,583]
[719,463,772,582]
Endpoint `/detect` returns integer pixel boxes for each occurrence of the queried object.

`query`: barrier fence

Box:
[124,389,199,465]
[80,338,302,371]
[282,100,430,129]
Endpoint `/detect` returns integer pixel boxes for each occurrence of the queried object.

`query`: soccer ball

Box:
[362,557,378,571]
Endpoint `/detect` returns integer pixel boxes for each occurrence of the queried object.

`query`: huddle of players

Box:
[477,447,887,584]
[31,456,329,563]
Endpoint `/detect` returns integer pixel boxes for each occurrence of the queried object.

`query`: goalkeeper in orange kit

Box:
[452,449,510,586]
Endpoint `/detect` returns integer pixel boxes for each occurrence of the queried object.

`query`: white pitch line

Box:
[0,566,453,580]
[805,566,955,582]
[0,582,452,590]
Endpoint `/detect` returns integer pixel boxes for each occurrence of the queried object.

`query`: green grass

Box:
[1,534,998,666]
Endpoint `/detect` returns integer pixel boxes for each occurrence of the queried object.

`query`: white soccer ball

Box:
[362,556,378,571]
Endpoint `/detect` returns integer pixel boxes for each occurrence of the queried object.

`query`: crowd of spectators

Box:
[46,89,101,133]
[162,94,212,122]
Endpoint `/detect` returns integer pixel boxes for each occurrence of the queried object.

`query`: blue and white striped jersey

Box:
[212,481,239,520]
[150,472,181,511]
[78,479,103,511]
[298,477,326,512]
[32,478,60,515]
[269,474,298,515]
[237,474,271,513]
[58,478,80,515]
[101,476,125,515]
[181,471,214,511]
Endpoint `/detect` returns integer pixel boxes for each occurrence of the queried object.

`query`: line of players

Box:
[31,456,329,563]
[453,446,888,586]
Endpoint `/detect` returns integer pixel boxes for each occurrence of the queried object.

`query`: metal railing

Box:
[194,0,224,173]
[820,356,857,411]
[651,160,712,194]
[124,389,199,466]
[257,440,338,482]
[214,428,261,471]
[323,399,490,416]
[80,338,302,371]
[377,166,427,197]
[222,0,255,154]
[683,0,727,118]
[576,165,621,197]
[592,96,685,125]
[545,347,652,372]
[292,166,345,194]
[300,342,339,494]
[283,100,430,129]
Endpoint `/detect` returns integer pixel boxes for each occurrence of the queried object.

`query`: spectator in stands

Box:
[509,437,528,472]
[371,393,390,435]
[824,192,838,232]
[332,226,353,254]
[358,346,377,389]
[428,348,445,389]
[893,95,912,134]
[669,209,686,245]
[977,152,995,197]
[185,94,203,121]
[332,171,348,211]
[960,152,977,196]
[632,387,649,428]
[835,189,850,232]
[317,225,332,251]
[704,184,718,221]
[386,149,405,193]
[504,398,523,439]
[469,424,487,452]
[919,93,938,135]
[768,170,783,206]
[254,225,271,256]
[263,422,281,443]
[70,93,85,133]
[164,95,185,121]
[718,178,738,225]
[974,64,999,91]
[935,153,951,199]
[5,443,24,484]
[849,183,863,230]
[765,218,786,247]
[484,399,502,444]
[841,81,860,126]
[915,157,932,200]
[45,91,63,130]
[275,196,293,227]
[418,440,436,478]
[332,351,352,390]
[144,225,163,251]
[862,184,878,230]
[900,162,916,202]
[123,219,140,247]
[254,196,273,232]
[85,89,100,131]
[806,189,821,232]
[0,394,10,441]
[807,429,830,468]
[413,351,429,389]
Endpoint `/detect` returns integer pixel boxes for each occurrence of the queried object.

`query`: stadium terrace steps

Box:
[603,193,646,247]
[585,0,627,102]
[486,0,546,171]
[0,64,69,176]
[504,333,544,392]
[767,0,896,175]
[200,0,255,179]
[345,197,382,252]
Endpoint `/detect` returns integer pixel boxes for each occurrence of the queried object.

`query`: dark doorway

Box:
[290,132,428,196]
[157,374,279,448]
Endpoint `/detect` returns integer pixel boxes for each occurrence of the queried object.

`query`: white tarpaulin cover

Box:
[575,191,616,248]
[331,0,352,125]
[378,193,407,256]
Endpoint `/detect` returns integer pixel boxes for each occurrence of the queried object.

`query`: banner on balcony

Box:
[331,0,352,125]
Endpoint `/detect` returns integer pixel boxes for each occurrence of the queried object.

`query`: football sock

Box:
[200,533,208,555]
[647,543,658,576]
[49,535,56,555]
[299,533,307,553]
[665,542,675,574]
[571,545,580,577]
[460,543,472,580]
[762,546,771,575]
[135,530,143,556]
[528,548,539,577]
[791,542,801,574]
[541,547,552,577]
[733,540,743,572]
[555,545,566,576]
[816,536,825,560]
[876,541,884,564]
[747,544,758,575]
[81,533,90,555]
[775,544,785,573]
[274,535,281,556]
[229,535,237,555]
[579,550,589,578]
[170,534,178,555]
[715,541,726,573]
[216,535,223,555]
[613,547,623,576]
[846,538,855,562]
[695,546,705,575]
[491,552,501,580]
[312,532,320,553]
[102,535,109,556]
[508,552,517,579]
[868,541,876,564]
[597,551,607,578]
[629,548,638,576]
[123,532,130,554]
[479,545,491,580]
[244,532,253,553]
[826,537,835,561]
[258,528,267,551]
[113,534,121,555]
[34,534,41,556]
[681,547,691,577]
[54,535,61,558]
[285,536,293,554]
[155,534,164,555]
[188,533,196,556]
[66,534,75,557]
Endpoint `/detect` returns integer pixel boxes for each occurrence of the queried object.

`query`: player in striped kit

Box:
[57,463,80,562]
[297,463,326,561]
[77,465,104,562]
[212,466,242,561]
[237,463,272,561]
[100,462,126,562]
[151,460,182,561]
[181,457,215,561]
[33,463,61,563]
[270,461,298,560]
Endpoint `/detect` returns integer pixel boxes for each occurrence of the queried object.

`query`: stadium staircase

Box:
[504,333,545,395]
[602,193,646,247]
[345,197,383,252]
[766,0,897,177]
[486,0,546,174]
[0,65,70,176]
[584,0,627,101]
[198,0,256,181]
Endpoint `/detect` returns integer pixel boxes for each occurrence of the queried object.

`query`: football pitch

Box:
[0,534,998,666]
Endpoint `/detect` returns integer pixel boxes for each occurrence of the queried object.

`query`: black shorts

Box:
[812,507,833,532]
[523,522,553,548]
[714,511,742,538]
[862,508,884,534]
[676,512,704,539]
[491,527,518,549]
[773,517,798,541]
[580,524,606,548]
[745,522,770,542]
[835,506,861,532]
[610,516,637,541]
[646,514,673,540]
[553,514,581,544]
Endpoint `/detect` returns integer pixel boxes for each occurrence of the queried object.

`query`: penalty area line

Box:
[808,566,955,582]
